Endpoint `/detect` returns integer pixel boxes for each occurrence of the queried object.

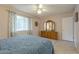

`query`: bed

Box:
[0,35,54,54]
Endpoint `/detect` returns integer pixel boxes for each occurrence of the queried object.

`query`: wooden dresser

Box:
[40,31,58,40]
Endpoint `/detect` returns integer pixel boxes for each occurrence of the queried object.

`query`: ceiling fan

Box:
[33,4,47,14]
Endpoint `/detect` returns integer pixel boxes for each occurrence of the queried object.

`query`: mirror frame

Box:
[44,20,55,31]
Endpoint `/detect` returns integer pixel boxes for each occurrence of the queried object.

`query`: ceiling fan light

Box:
[37,10,42,14]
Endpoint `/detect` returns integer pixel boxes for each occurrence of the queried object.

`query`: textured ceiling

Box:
[12,4,75,17]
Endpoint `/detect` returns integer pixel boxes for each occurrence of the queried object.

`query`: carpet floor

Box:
[51,40,78,54]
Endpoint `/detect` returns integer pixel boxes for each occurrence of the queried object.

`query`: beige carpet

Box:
[51,40,78,54]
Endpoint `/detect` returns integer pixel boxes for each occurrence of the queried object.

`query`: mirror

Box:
[44,20,55,31]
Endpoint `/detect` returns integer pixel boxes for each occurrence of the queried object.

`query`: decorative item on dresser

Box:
[40,20,58,40]
[40,31,58,40]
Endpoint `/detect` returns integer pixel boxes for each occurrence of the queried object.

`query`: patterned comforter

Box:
[0,35,54,54]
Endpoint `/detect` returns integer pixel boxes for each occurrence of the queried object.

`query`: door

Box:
[62,17,74,41]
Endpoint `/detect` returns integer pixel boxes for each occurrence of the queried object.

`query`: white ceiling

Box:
[12,4,75,17]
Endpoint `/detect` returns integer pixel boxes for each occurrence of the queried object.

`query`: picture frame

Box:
[35,21,38,27]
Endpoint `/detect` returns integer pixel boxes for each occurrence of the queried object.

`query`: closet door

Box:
[62,17,74,41]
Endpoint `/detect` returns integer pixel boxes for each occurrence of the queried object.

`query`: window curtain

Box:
[27,18,32,34]
[8,10,16,37]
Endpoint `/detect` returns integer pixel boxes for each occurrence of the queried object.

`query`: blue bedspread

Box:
[0,35,54,54]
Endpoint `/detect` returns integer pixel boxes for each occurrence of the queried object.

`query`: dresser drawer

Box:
[40,31,58,40]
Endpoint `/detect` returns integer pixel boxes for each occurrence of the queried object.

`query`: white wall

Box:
[32,18,40,36]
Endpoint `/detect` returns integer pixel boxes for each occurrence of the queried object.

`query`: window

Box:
[12,15,32,32]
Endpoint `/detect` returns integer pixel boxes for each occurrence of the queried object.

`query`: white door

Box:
[62,17,74,41]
